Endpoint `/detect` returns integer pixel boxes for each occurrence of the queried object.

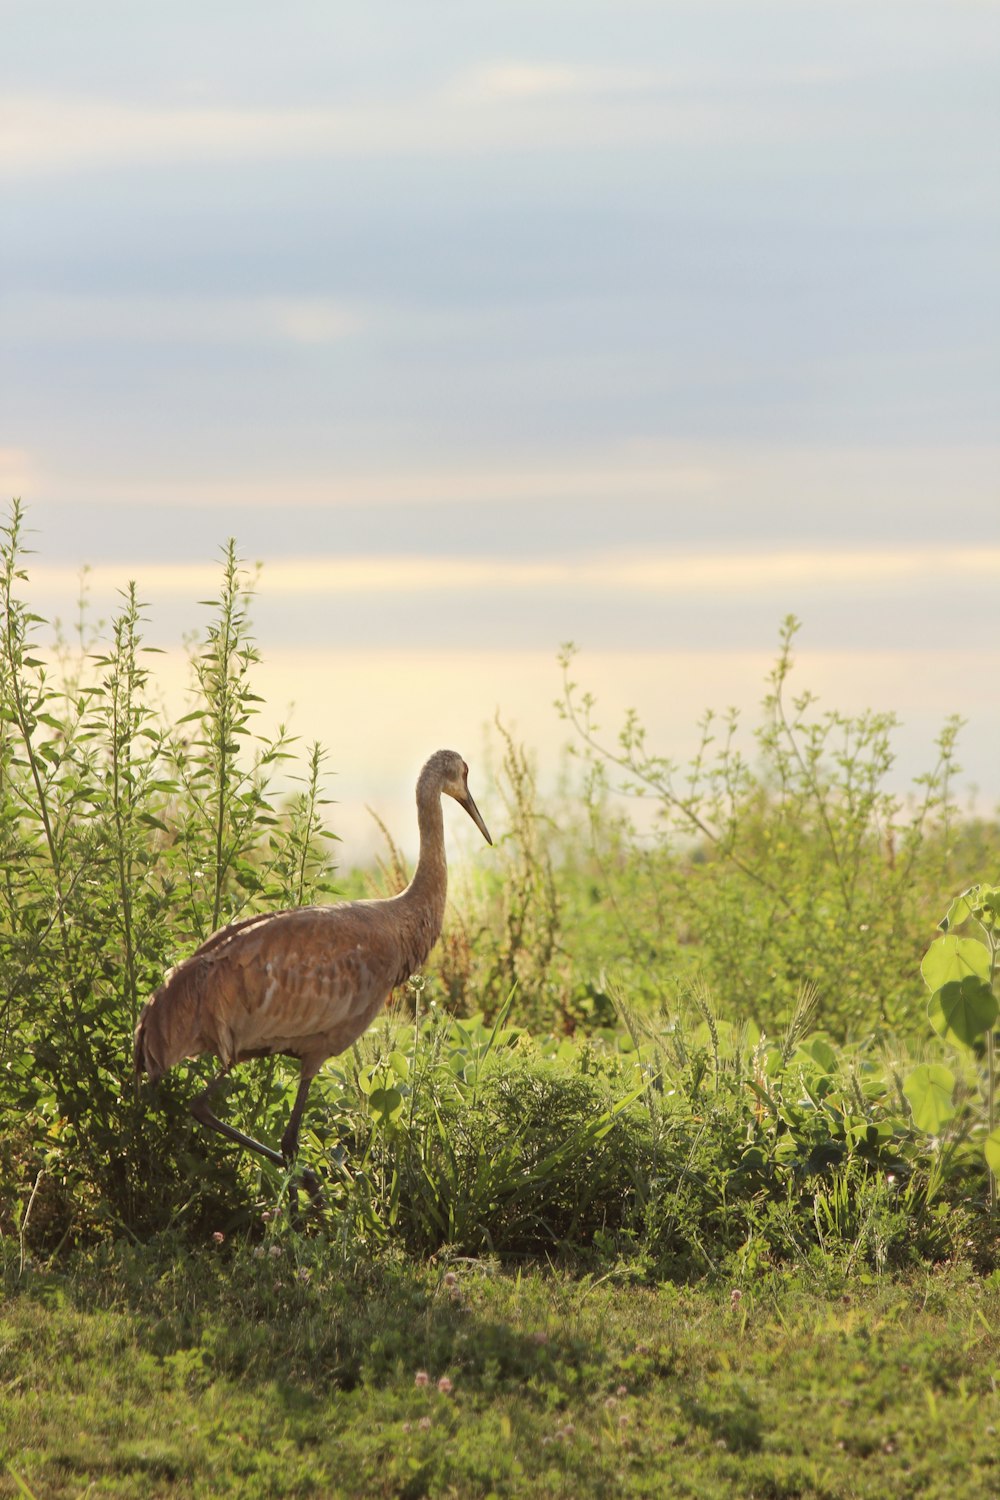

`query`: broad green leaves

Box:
[919,884,999,1212]
[920,934,990,991]
[920,928,996,1052]
[921,932,995,1046]
[927,976,998,1048]
[903,1065,957,1134]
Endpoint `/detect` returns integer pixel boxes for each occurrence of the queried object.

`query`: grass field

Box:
[3,1244,999,1499]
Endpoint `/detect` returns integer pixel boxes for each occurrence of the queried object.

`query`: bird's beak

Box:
[460,787,492,846]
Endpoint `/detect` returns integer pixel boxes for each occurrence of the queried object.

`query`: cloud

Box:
[2,293,361,346]
[0,96,325,175]
[23,438,1000,525]
[0,72,727,177]
[450,61,653,102]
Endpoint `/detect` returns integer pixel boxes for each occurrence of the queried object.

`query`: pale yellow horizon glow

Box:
[75,643,1000,862]
[23,546,1000,603]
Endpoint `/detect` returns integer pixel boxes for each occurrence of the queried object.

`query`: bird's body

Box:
[134,749,491,1177]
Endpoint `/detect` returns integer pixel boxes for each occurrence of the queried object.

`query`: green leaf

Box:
[941,889,979,932]
[927,976,998,1048]
[138,813,169,832]
[798,1037,838,1076]
[903,1064,957,1134]
[920,934,990,992]
[984,1127,1000,1178]
[368,1087,404,1124]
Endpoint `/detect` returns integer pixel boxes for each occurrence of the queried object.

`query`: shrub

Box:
[557,616,966,1037]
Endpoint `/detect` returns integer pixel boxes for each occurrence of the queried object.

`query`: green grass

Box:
[2,1243,999,1498]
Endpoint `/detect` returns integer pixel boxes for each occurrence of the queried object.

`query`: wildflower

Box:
[443,1271,458,1287]
[604,1395,618,1411]
[619,1414,630,1430]
[418,1417,431,1432]
[268,1244,282,1258]
[414,1370,429,1388]
[616,1385,628,1397]
[261,1210,273,1223]
[730,1288,743,1307]
[212,1231,225,1244]
[437,1376,453,1395]
[253,1246,265,1259]
[296,1267,311,1284]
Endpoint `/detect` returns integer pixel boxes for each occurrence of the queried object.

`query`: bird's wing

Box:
[194,904,407,1063]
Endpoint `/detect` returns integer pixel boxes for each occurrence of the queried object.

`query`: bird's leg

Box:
[190,1069,286,1170]
[278,1070,314,1164]
[280,1069,323,1205]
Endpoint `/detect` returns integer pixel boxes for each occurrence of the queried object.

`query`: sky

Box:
[2,1,999,856]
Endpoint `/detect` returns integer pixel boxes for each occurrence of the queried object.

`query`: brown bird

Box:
[134,749,492,1179]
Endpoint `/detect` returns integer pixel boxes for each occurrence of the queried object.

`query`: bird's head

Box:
[428,749,493,845]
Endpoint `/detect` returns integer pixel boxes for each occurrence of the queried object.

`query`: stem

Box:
[212,551,239,931]
[295,742,323,906]
[107,588,147,1037]
[990,932,998,1215]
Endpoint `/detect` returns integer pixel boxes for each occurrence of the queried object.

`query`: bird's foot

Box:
[284,1165,324,1225]
[299,1167,323,1206]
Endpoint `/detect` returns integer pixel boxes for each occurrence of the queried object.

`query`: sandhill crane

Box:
[134,749,491,1184]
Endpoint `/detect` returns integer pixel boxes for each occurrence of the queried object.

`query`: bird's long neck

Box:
[396,783,448,971]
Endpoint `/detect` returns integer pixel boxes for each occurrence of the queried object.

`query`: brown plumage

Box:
[134,749,491,1179]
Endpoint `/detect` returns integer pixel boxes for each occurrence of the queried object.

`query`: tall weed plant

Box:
[0,501,337,1242]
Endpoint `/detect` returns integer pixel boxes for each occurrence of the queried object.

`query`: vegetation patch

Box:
[2,503,999,1495]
